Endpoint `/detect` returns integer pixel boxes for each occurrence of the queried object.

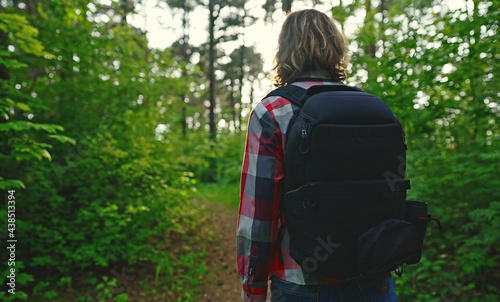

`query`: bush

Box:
[0,128,201,299]
[184,132,245,184]
[395,138,500,301]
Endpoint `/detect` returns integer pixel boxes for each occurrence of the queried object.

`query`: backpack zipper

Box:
[299,119,312,154]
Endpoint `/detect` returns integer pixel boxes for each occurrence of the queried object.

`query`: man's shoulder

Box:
[256,83,309,112]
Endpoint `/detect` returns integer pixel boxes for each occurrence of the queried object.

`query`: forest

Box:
[0,0,498,301]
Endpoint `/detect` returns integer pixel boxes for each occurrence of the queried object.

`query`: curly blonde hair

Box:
[272,9,349,87]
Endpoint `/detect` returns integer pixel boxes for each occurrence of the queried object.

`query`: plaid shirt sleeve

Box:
[237,96,291,301]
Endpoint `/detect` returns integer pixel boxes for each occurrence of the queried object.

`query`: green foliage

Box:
[394,144,500,299]
[89,276,129,302]
[18,126,199,274]
[0,178,25,190]
[0,12,50,56]
[0,9,63,190]
[151,249,208,301]
[185,132,245,183]
[214,133,246,184]
[182,132,217,182]
[0,0,210,301]
[459,202,500,275]
[194,182,240,207]
[395,254,465,302]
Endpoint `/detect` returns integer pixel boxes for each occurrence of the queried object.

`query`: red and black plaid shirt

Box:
[237,77,349,302]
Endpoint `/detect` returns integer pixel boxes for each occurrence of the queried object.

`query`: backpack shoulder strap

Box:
[265,83,366,142]
[264,85,307,107]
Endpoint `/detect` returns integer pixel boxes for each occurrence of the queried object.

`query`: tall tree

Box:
[164,0,202,139]
[206,0,245,136]
[223,1,259,131]
[221,45,263,131]
[208,0,217,140]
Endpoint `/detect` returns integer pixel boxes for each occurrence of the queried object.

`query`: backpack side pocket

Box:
[405,200,430,264]
[357,219,417,276]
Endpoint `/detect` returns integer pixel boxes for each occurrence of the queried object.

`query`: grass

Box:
[193,182,240,208]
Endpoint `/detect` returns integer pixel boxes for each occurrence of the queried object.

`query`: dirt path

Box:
[198,202,242,301]
[55,201,261,302]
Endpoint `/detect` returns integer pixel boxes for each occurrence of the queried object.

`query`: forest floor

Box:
[196,199,273,302]
[196,201,241,301]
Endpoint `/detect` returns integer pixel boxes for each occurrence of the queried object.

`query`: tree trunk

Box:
[249,82,254,115]
[181,2,189,139]
[0,31,9,85]
[469,0,481,141]
[338,0,345,32]
[208,0,217,182]
[365,0,376,57]
[119,0,131,25]
[283,0,292,13]
[208,0,216,141]
[238,45,245,132]
[230,76,236,129]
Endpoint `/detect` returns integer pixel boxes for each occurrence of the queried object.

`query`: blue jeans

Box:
[270,275,398,302]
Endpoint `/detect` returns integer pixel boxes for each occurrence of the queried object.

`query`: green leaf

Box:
[0,121,64,133]
[42,149,52,161]
[0,12,48,57]
[0,57,28,69]
[0,98,15,106]
[15,102,31,112]
[47,134,76,145]
[0,179,26,190]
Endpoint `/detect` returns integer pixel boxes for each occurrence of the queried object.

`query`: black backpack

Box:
[266,82,441,278]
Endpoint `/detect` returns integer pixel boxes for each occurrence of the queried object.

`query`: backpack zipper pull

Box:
[299,121,311,153]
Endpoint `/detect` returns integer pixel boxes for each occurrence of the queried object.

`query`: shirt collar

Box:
[299,71,328,79]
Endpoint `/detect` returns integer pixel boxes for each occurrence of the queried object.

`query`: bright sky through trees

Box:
[127,1,352,71]
[129,0,467,72]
